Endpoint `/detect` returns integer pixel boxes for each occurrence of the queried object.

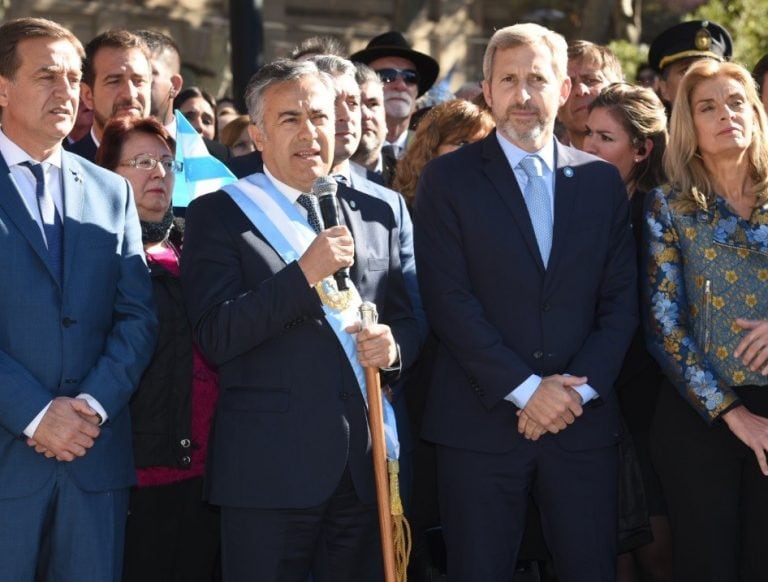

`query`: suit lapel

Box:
[337,183,364,282]
[0,152,60,283]
[545,143,580,280]
[481,134,545,272]
[61,152,85,286]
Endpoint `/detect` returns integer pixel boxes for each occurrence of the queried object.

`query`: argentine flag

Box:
[173,110,236,207]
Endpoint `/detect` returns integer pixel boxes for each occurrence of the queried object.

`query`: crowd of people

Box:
[0,11,767,582]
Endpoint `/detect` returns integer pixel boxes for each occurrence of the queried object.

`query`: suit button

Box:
[533,350,544,359]
[339,392,349,400]
[180,439,191,448]
[181,456,191,466]
[542,303,551,312]
[62,317,77,327]
[63,378,78,384]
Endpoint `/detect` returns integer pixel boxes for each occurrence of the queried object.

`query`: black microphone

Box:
[313,176,350,291]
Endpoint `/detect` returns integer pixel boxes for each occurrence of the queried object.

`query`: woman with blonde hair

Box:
[392,98,494,206]
[644,59,768,581]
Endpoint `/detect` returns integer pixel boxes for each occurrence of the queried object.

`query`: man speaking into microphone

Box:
[181,59,420,582]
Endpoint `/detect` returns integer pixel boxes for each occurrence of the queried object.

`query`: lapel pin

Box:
[563,167,574,178]
[349,199,357,210]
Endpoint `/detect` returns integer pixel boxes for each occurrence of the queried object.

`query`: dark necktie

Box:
[21,161,63,279]
[519,155,553,267]
[296,193,323,233]
[332,174,350,187]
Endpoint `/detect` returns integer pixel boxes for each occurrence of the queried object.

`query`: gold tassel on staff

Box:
[359,302,411,582]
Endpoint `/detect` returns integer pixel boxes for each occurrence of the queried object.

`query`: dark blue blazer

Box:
[414,131,637,452]
[0,150,157,497]
[181,180,421,508]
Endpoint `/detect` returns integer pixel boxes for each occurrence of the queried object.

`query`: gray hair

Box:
[483,23,568,82]
[310,55,356,81]
[354,62,381,87]
[244,59,335,129]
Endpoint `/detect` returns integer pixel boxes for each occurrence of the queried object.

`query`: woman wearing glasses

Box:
[96,117,220,582]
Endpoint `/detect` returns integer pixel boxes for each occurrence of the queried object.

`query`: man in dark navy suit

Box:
[415,23,637,581]
[181,59,420,581]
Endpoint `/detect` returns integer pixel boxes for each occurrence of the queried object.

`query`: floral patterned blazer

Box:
[644,186,768,423]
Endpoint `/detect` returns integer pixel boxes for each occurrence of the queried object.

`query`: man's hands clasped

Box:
[27,397,101,462]
[517,375,586,441]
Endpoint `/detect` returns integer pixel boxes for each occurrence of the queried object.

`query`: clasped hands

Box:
[26,396,101,462]
[517,374,585,441]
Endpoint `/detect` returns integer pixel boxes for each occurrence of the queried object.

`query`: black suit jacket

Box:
[203,137,231,163]
[414,131,637,453]
[227,149,263,178]
[181,180,420,508]
[64,132,98,162]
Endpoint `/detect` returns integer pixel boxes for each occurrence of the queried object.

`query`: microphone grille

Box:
[312,175,338,198]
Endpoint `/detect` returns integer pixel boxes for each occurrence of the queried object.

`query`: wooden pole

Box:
[360,303,397,582]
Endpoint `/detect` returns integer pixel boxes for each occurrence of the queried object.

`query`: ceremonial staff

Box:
[359,302,410,582]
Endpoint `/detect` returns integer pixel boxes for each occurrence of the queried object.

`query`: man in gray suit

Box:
[0,17,157,581]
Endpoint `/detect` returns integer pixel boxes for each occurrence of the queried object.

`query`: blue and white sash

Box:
[224,173,400,460]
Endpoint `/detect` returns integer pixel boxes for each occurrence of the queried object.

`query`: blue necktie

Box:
[21,161,63,280]
[519,155,553,267]
[296,193,323,233]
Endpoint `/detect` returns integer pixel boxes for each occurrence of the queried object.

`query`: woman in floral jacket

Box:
[644,60,768,581]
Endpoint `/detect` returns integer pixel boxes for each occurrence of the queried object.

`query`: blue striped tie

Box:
[519,155,553,267]
[22,161,63,280]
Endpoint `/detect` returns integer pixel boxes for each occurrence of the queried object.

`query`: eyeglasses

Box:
[375,68,420,86]
[119,154,183,173]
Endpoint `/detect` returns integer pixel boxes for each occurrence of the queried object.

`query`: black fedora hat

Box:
[350,31,440,97]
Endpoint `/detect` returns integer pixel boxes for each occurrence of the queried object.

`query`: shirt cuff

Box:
[77,393,108,425]
[23,401,52,438]
[380,343,402,374]
[572,383,598,405]
[505,374,542,408]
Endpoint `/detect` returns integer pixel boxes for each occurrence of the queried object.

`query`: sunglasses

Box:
[120,154,183,173]
[375,68,420,86]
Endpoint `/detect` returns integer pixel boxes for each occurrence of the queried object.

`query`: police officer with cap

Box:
[649,20,733,107]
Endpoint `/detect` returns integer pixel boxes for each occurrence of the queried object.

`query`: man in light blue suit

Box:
[0,18,157,582]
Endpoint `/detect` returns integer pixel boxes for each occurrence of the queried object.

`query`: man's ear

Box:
[0,74,11,108]
[170,74,183,98]
[247,123,265,152]
[80,82,95,110]
[481,79,493,109]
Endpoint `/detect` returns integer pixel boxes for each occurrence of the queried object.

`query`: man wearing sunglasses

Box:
[351,31,439,160]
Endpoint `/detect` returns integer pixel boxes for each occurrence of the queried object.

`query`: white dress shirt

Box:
[494,132,598,408]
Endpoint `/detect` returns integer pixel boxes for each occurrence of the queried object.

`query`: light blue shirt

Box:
[495,132,598,408]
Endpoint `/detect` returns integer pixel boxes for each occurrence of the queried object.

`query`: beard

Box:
[497,104,547,147]
[384,91,414,119]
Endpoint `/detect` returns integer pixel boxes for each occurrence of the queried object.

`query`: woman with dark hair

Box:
[96,116,220,582]
[645,59,768,581]
[584,82,673,582]
[174,86,217,140]
[392,98,494,206]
